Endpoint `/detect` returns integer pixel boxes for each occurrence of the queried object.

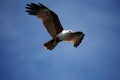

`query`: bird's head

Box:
[62,30,73,34]
[68,30,73,33]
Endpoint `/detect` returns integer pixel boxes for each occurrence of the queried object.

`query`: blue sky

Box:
[0,0,120,80]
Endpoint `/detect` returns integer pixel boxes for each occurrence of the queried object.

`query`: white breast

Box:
[57,30,72,40]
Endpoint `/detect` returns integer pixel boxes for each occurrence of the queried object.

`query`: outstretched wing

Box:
[65,32,85,47]
[25,3,63,38]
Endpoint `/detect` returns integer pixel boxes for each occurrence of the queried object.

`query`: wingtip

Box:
[73,32,85,48]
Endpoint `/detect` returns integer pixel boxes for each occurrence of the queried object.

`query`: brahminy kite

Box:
[25,3,85,50]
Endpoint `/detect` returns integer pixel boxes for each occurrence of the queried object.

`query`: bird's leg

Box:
[53,37,59,45]
[53,39,57,45]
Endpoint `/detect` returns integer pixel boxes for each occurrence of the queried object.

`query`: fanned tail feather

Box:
[44,39,59,50]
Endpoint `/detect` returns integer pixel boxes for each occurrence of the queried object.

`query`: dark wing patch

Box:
[25,3,63,38]
[72,32,85,47]
[67,32,85,47]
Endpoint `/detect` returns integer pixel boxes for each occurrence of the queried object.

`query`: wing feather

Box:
[26,3,63,38]
[66,32,85,47]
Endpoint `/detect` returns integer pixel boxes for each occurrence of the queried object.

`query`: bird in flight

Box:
[25,3,85,50]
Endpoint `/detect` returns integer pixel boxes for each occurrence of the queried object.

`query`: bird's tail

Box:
[44,39,60,50]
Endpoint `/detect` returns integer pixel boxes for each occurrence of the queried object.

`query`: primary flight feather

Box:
[25,3,85,50]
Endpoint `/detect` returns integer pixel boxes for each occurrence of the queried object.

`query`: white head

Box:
[62,30,73,34]
[57,30,73,40]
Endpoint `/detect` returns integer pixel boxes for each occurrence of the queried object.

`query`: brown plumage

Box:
[25,3,85,50]
[26,3,63,38]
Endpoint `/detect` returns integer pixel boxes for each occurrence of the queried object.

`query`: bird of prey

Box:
[25,3,85,50]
